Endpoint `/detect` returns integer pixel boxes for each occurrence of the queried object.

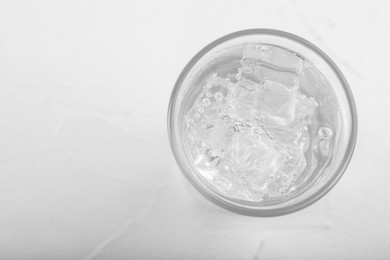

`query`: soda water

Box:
[183,44,336,203]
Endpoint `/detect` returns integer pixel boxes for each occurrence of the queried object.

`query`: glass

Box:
[167,29,357,217]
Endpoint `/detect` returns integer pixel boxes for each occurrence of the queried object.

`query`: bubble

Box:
[318,127,333,139]
[319,139,330,156]
[206,92,212,98]
[242,65,253,74]
[198,107,205,113]
[255,115,265,122]
[202,98,211,106]
[215,92,223,101]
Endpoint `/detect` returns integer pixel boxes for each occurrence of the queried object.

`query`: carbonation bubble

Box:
[319,139,330,156]
[318,127,333,139]
[202,98,211,106]
[215,92,223,101]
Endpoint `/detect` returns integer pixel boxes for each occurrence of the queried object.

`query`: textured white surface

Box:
[0,0,389,259]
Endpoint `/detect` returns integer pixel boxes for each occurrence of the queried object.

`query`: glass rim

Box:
[167,28,358,217]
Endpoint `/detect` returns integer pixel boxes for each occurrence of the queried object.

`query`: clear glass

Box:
[168,29,357,217]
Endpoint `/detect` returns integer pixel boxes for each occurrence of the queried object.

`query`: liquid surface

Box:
[184,44,335,202]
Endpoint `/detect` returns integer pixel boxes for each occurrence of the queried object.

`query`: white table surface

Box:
[0,1,389,259]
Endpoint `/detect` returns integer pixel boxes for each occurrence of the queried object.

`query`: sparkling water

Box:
[184,44,335,203]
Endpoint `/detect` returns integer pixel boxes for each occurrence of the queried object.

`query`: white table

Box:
[0,1,389,259]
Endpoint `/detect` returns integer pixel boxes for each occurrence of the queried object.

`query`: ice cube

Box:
[265,152,305,196]
[230,78,259,111]
[206,117,235,154]
[241,44,304,88]
[255,81,296,125]
[185,75,232,136]
[253,65,299,89]
[187,114,236,172]
[218,132,289,198]
[242,44,304,73]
